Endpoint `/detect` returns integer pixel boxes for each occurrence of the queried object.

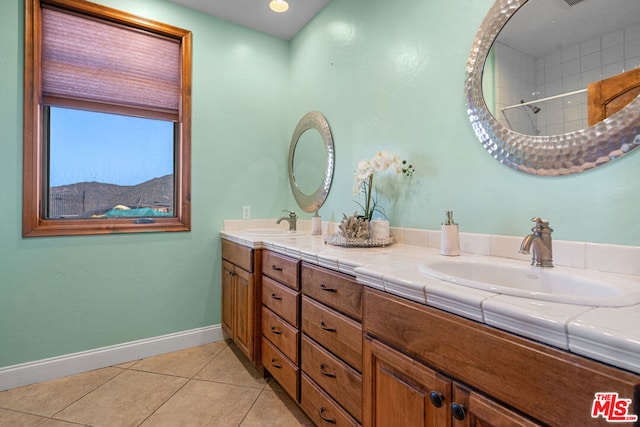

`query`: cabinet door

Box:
[234,266,254,359]
[221,260,235,338]
[363,336,450,427]
[451,383,541,427]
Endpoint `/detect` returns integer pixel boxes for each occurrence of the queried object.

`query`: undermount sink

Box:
[243,228,306,237]
[418,257,640,307]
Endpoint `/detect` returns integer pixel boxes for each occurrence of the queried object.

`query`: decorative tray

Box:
[324,233,394,248]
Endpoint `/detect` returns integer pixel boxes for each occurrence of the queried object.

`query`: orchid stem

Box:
[365,175,373,220]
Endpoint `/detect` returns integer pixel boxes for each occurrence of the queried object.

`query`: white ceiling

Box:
[169,0,638,55]
[168,0,331,40]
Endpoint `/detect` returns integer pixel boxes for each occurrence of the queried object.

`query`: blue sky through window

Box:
[49,107,174,187]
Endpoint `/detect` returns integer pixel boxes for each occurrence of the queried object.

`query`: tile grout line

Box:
[187,341,269,390]
[235,387,267,427]
[45,366,130,425]
[135,377,191,427]
[190,340,230,380]
[191,340,273,426]
[3,341,281,427]
[0,406,80,427]
[38,415,90,427]
[136,342,229,426]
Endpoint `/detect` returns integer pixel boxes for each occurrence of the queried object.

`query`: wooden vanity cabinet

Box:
[221,239,262,364]
[363,336,451,427]
[222,240,640,426]
[363,287,640,427]
[363,336,539,427]
[300,262,363,425]
[260,250,301,401]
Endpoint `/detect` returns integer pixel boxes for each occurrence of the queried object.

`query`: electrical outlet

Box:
[242,206,251,220]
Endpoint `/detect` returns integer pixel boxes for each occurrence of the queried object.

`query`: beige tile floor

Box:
[0,340,313,427]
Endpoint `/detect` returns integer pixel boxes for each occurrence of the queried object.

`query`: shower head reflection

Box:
[520,99,541,114]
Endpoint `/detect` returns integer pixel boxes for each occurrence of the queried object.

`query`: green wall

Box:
[0,0,291,367]
[289,0,640,244]
[1,0,639,368]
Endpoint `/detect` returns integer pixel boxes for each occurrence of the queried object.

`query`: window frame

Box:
[23,0,192,237]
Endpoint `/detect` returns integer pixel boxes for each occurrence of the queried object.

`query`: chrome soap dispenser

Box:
[440,211,460,256]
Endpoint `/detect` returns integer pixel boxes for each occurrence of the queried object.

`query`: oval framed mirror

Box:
[465,0,640,176]
[288,111,335,213]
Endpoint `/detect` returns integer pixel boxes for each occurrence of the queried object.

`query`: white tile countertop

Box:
[221,219,640,374]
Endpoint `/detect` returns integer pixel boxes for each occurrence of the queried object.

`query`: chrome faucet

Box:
[519,217,554,267]
[276,210,298,231]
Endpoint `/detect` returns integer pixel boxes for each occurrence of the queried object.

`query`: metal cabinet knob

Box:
[451,403,466,421]
[429,391,444,408]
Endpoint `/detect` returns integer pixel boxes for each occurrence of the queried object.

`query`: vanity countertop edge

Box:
[220,229,640,375]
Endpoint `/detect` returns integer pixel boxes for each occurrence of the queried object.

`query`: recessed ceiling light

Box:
[269,0,289,13]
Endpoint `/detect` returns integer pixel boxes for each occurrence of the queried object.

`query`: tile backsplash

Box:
[223,218,640,276]
[494,22,640,136]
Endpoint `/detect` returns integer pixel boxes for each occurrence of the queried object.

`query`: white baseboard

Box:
[0,324,224,392]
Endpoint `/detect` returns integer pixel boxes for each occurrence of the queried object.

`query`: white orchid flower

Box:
[352,150,414,221]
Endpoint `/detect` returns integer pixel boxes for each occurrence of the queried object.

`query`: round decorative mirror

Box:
[288,111,334,213]
[466,0,640,176]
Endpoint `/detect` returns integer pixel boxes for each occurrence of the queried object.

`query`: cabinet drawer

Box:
[262,276,299,327]
[302,263,362,320]
[263,251,300,290]
[301,373,360,427]
[262,306,299,364]
[302,296,362,372]
[222,239,253,272]
[262,338,299,401]
[302,336,362,421]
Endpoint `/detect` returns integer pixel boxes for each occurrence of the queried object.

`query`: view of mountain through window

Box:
[46,107,175,219]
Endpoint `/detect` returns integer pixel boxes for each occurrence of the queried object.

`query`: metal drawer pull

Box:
[320,321,336,332]
[320,364,336,378]
[271,265,283,271]
[271,293,282,301]
[319,407,336,424]
[270,358,282,369]
[320,283,337,292]
[270,326,282,335]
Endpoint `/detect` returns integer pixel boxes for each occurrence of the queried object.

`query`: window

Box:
[23,0,192,237]
[45,107,175,219]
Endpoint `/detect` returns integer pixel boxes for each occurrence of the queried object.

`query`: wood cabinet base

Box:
[364,288,640,427]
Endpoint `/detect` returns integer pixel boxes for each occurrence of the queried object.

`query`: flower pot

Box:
[370,219,390,240]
